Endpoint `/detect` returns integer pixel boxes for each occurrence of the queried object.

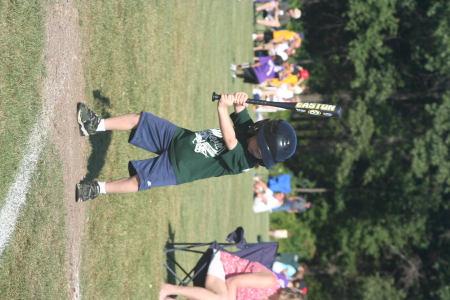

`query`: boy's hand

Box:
[217,93,235,109]
[217,92,248,109]
[233,92,248,107]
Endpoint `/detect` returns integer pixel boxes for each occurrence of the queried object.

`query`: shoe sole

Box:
[75,183,83,202]
[77,103,90,136]
[76,183,90,202]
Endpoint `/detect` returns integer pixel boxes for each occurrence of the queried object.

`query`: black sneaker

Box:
[76,180,100,202]
[77,103,100,136]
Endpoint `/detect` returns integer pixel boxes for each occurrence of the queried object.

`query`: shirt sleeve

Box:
[285,265,297,279]
[216,142,256,172]
[279,3,291,11]
[264,189,274,198]
[230,108,254,128]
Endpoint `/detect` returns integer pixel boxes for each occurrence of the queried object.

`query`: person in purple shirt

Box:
[232,55,285,84]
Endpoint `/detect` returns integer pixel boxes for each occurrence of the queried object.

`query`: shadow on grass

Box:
[164,222,213,288]
[164,222,178,285]
[85,90,112,181]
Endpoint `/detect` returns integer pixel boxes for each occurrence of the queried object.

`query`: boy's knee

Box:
[133,113,142,128]
[132,174,140,186]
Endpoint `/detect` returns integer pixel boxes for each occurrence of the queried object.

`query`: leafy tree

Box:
[270,212,316,260]
[271,0,450,299]
[358,274,406,300]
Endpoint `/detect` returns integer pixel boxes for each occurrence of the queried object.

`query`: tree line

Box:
[273,0,450,299]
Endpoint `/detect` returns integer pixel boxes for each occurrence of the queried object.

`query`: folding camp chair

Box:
[163,227,279,286]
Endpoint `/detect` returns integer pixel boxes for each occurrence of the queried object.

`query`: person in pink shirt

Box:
[159,251,305,300]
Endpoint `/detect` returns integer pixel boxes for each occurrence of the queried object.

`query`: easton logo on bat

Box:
[295,102,337,111]
[308,110,321,115]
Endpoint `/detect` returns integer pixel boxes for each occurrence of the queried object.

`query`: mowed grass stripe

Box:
[0,121,48,256]
[78,1,266,299]
[0,2,71,299]
[0,142,68,299]
[0,1,45,208]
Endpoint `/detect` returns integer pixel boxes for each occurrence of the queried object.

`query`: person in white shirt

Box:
[253,178,285,213]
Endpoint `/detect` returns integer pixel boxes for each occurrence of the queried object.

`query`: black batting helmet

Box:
[249,119,297,169]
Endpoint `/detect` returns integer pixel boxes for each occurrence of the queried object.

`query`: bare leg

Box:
[204,275,229,298]
[255,1,279,11]
[159,275,228,300]
[261,90,277,96]
[254,33,264,41]
[254,42,274,51]
[105,175,140,194]
[104,113,141,130]
[256,19,280,27]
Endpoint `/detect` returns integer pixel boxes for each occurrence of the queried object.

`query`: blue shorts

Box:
[129,112,179,191]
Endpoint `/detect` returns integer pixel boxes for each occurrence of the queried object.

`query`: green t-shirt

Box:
[169,109,259,184]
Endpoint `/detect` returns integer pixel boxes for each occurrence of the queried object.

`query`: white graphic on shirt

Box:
[266,59,275,76]
[192,128,227,158]
[242,168,252,173]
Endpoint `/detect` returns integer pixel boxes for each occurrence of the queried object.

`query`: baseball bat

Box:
[211,92,342,118]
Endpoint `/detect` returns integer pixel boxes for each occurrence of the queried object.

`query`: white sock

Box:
[98,182,107,194]
[96,119,106,132]
[252,87,263,97]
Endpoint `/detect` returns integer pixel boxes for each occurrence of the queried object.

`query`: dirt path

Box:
[43,1,87,299]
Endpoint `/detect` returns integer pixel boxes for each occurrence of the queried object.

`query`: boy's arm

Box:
[218,92,249,150]
[218,94,238,150]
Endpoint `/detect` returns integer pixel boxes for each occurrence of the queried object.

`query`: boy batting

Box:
[76,92,297,202]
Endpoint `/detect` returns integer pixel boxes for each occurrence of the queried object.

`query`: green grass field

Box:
[0,1,272,299]
[0,0,45,209]
[0,142,68,299]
